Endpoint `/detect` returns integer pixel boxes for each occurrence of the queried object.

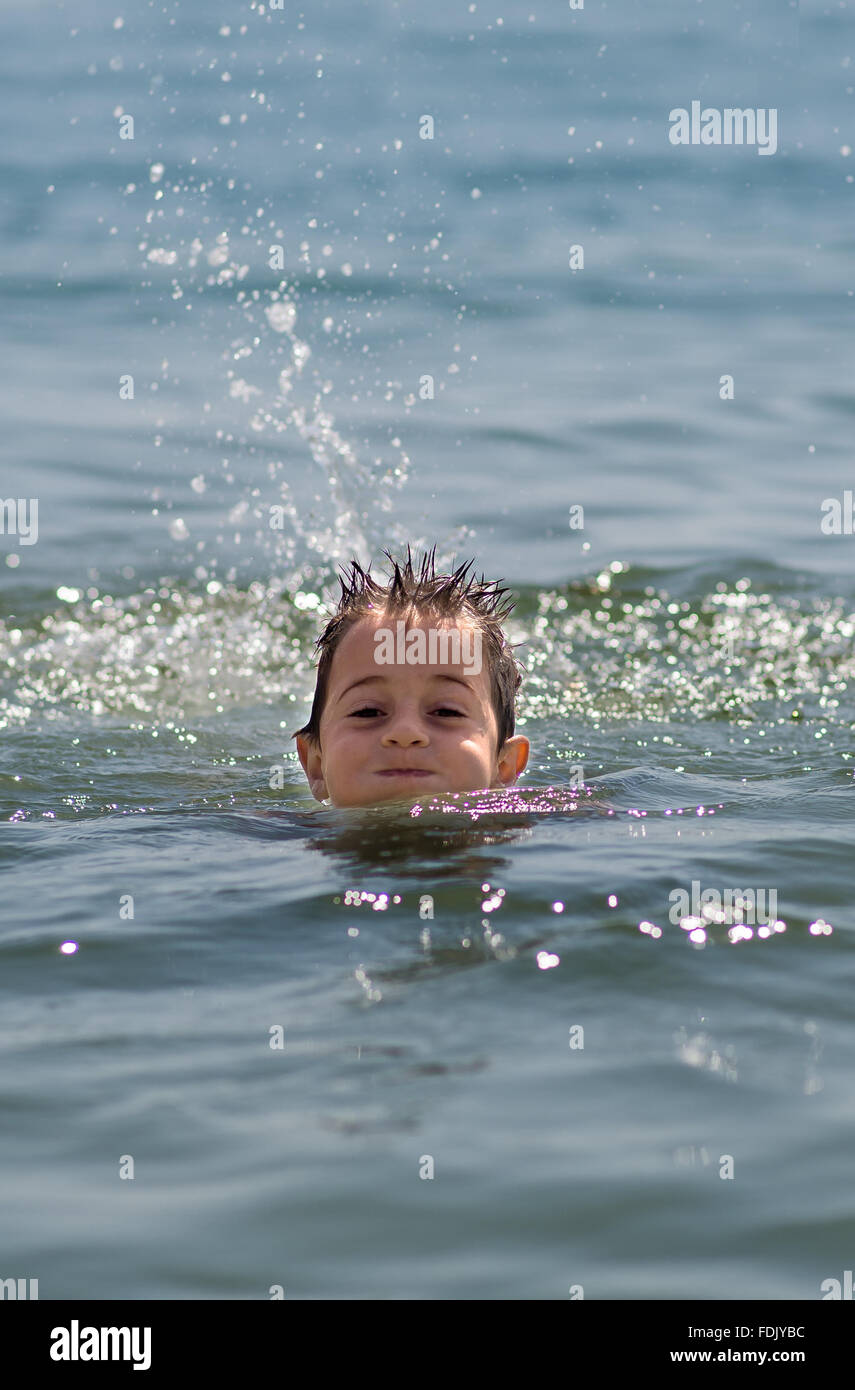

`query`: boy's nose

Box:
[380,713,428,746]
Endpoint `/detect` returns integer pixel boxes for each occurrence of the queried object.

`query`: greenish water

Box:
[3,560,853,1298]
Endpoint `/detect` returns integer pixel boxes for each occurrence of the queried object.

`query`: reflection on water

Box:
[246,782,610,875]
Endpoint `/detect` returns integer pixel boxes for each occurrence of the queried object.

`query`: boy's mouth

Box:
[375,767,435,778]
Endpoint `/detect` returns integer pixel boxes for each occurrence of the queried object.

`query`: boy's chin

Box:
[329,788,435,809]
[328,776,505,809]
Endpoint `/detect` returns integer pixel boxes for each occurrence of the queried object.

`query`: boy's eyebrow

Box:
[335,675,382,703]
[335,672,477,703]
[429,673,476,692]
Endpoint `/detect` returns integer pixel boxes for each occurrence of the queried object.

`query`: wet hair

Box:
[292,544,525,753]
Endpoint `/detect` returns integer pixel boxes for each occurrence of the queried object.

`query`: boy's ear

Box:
[295,734,328,802]
[495,734,529,787]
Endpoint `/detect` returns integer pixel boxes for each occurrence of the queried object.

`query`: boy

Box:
[293,546,530,808]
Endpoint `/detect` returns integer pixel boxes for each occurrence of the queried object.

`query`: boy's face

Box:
[295,610,529,808]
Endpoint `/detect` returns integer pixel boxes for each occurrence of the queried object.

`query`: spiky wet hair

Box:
[291,544,525,752]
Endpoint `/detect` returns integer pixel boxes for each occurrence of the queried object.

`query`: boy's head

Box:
[293,546,529,807]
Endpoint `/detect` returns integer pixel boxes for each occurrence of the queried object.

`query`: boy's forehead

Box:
[327,609,487,690]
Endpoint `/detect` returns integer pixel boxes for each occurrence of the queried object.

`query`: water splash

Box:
[514,566,855,728]
[2,564,855,733]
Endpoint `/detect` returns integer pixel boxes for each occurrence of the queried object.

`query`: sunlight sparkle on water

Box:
[536,951,560,970]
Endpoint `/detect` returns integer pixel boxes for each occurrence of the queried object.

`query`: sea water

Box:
[1,0,853,1299]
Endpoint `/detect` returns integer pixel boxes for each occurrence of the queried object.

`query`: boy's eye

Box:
[348,705,464,718]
